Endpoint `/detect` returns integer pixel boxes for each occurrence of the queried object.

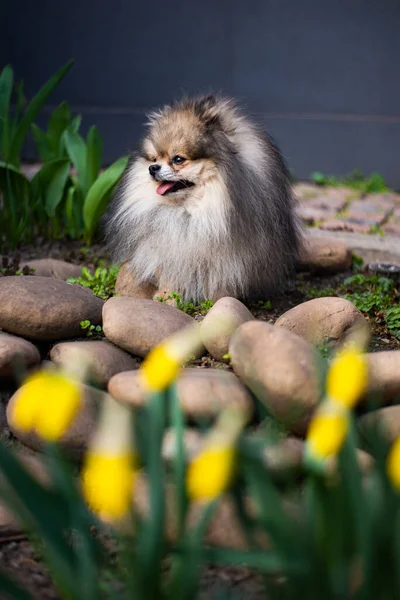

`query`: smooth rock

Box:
[297,237,352,273]
[6,383,104,456]
[359,406,400,445]
[200,297,254,362]
[109,368,253,418]
[103,296,197,357]
[275,297,366,345]
[229,321,320,435]
[0,277,103,342]
[134,474,269,550]
[115,263,157,299]
[262,437,373,475]
[50,340,140,388]
[366,351,400,402]
[0,332,41,378]
[162,428,203,463]
[24,258,83,280]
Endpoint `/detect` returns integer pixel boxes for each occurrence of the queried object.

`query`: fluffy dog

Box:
[106,95,302,302]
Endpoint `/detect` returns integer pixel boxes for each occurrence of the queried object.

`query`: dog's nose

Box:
[149,164,161,176]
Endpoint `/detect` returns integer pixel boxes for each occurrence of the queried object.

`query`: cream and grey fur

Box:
[106,95,302,302]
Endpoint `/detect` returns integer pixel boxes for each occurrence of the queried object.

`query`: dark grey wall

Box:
[2,0,400,187]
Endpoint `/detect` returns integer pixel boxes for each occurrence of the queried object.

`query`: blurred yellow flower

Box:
[82,452,137,521]
[326,346,367,409]
[11,370,81,441]
[140,325,203,393]
[187,444,236,502]
[306,405,349,461]
[81,394,136,522]
[140,345,180,392]
[387,436,400,491]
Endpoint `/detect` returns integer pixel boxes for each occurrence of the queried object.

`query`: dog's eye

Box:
[172,155,186,165]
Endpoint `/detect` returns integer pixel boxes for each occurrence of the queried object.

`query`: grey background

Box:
[2,0,400,187]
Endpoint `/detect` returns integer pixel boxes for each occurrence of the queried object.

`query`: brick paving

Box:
[294,184,400,238]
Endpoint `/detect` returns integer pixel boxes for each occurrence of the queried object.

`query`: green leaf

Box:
[47,101,72,153]
[8,60,73,166]
[168,383,187,538]
[70,114,82,133]
[31,158,71,216]
[84,125,103,192]
[0,65,13,160]
[83,155,128,243]
[0,569,36,600]
[135,391,167,598]
[63,128,87,194]
[0,440,79,598]
[31,123,53,162]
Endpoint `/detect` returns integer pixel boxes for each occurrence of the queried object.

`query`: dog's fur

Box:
[106,95,302,302]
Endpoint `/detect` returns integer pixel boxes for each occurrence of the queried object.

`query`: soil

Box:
[0,239,399,599]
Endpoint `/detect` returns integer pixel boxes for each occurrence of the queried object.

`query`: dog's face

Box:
[139,103,219,201]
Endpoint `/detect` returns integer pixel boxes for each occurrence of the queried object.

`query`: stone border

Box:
[306,228,400,263]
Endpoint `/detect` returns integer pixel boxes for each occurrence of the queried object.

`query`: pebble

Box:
[102,296,198,357]
[0,332,40,378]
[134,473,268,550]
[229,321,320,435]
[108,367,253,418]
[50,340,140,388]
[366,351,400,402]
[297,236,352,273]
[114,262,157,299]
[358,405,400,445]
[6,383,104,457]
[23,258,83,280]
[275,297,366,346]
[262,437,373,475]
[0,277,103,342]
[200,297,254,362]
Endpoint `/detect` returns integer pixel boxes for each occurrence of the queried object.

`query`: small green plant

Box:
[341,274,395,312]
[0,62,128,252]
[62,128,128,243]
[311,169,389,194]
[0,62,75,252]
[31,102,81,163]
[68,265,120,300]
[157,292,214,316]
[384,306,400,340]
[352,253,364,273]
[80,320,103,337]
[256,300,272,309]
[0,61,73,167]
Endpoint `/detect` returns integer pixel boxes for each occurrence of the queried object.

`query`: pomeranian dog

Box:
[106,95,302,302]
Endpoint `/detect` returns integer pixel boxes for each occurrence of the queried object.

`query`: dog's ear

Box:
[193,95,221,128]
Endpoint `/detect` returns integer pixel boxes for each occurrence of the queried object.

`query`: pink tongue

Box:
[157,181,176,195]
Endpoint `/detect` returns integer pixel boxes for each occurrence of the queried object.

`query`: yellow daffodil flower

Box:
[140,324,203,393]
[82,451,137,521]
[387,436,400,491]
[306,403,349,461]
[81,395,137,522]
[186,406,248,502]
[326,345,367,409]
[187,444,236,502]
[10,370,81,441]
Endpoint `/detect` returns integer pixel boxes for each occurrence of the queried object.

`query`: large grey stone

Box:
[0,277,103,342]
